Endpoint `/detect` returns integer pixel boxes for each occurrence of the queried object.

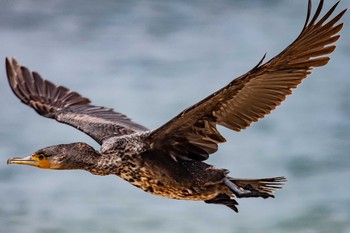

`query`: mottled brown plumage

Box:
[6,0,346,213]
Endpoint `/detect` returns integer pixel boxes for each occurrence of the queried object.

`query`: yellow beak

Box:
[7,156,39,167]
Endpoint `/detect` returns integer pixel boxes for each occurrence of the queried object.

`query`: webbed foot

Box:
[224,177,286,199]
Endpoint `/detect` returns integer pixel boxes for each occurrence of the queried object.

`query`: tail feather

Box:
[230,176,287,197]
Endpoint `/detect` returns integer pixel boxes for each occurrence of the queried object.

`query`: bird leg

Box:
[224,178,272,198]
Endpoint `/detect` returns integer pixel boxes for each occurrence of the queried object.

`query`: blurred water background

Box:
[0,0,349,233]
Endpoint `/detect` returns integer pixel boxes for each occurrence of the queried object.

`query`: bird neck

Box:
[60,143,101,171]
[87,153,122,176]
[69,153,100,172]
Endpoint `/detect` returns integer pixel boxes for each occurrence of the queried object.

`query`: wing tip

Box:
[5,57,93,117]
[5,57,12,79]
[5,56,26,102]
[5,57,15,77]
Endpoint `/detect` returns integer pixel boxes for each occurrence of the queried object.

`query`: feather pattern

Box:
[148,0,346,161]
[5,58,148,144]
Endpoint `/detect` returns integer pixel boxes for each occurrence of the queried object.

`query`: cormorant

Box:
[6,0,346,212]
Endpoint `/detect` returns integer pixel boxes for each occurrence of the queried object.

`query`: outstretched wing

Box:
[5,58,148,144]
[147,0,346,161]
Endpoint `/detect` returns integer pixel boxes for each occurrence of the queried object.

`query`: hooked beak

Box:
[7,156,39,167]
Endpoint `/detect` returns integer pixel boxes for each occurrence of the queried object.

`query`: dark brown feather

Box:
[5,58,148,144]
[148,0,346,161]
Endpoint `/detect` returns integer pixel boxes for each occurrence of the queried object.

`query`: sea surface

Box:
[0,0,349,233]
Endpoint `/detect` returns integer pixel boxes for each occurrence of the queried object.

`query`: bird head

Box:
[7,142,98,170]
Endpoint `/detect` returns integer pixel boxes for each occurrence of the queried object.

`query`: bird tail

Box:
[229,176,287,198]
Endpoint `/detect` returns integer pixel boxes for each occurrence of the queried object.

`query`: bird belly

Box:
[117,161,227,201]
[120,171,223,201]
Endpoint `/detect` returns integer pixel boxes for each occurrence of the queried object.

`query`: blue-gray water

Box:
[0,1,349,233]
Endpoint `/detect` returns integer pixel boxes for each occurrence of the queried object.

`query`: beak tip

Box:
[6,156,40,167]
[6,156,32,165]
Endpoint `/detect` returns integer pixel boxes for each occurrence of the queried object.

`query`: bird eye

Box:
[38,154,45,160]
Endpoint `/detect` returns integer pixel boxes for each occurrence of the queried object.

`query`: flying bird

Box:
[6,0,346,212]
